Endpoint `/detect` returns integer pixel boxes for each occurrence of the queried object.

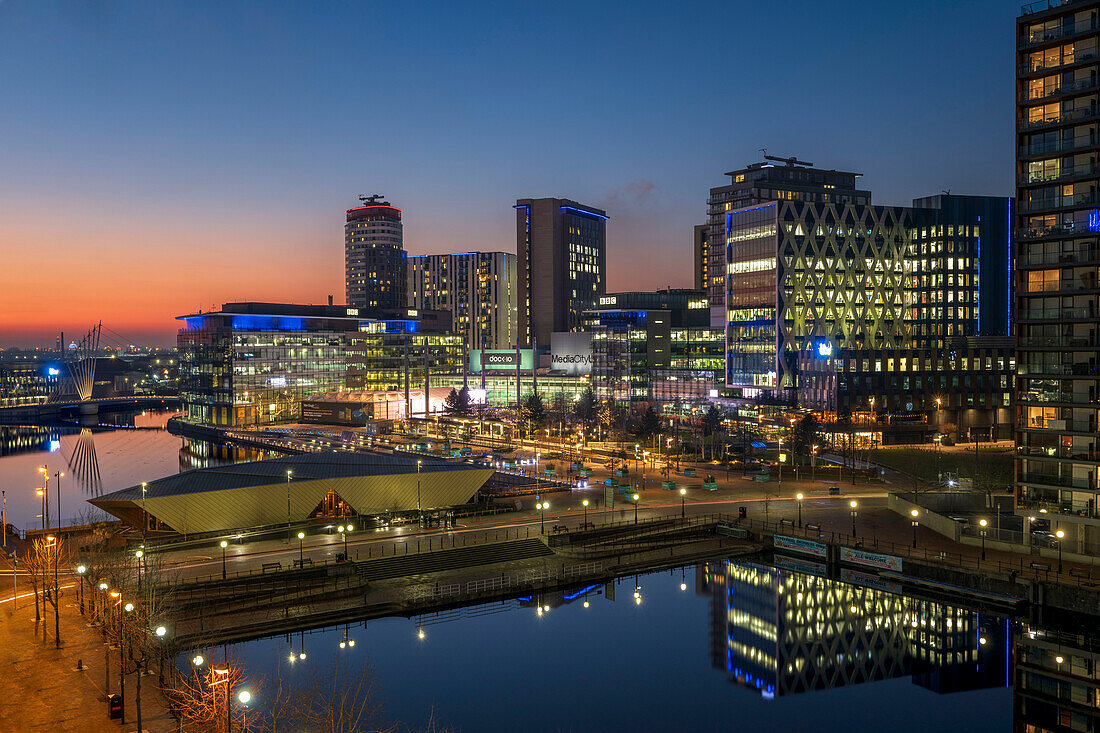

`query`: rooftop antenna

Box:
[759,147,767,158]
[359,194,390,206]
[941,189,951,196]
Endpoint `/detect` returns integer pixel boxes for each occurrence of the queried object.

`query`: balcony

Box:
[1018,161,1100,186]
[1019,77,1100,104]
[1021,0,1095,20]
[1019,50,1100,77]
[1018,135,1099,158]
[1019,105,1100,131]
[1018,445,1100,461]
[1017,335,1100,347]
[1016,496,1099,521]
[1019,190,1100,213]
[1020,415,1098,431]
[1017,305,1095,320]
[1019,247,1100,266]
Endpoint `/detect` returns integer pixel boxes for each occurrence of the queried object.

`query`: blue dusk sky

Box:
[0,0,1017,345]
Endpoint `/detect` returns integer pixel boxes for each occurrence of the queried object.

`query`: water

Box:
[190,559,1018,733]
[0,411,269,531]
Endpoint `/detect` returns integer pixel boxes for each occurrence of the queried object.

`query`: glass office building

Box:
[177,303,360,427]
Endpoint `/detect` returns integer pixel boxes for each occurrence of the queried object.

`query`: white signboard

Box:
[773,534,827,559]
[839,547,903,572]
[549,332,593,375]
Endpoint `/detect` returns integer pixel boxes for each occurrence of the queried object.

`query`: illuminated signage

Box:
[407,309,418,317]
[470,349,533,373]
[599,296,618,306]
[688,299,708,309]
[47,367,60,376]
[345,308,359,316]
[550,332,593,375]
[816,341,833,357]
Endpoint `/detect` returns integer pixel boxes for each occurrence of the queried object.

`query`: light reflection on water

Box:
[0,411,272,530]
[188,560,1017,733]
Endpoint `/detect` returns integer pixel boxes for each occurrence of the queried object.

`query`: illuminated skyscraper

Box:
[514,197,607,348]
[1015,1,1100,552]
[407,251,518,349]
[345,196,407,310]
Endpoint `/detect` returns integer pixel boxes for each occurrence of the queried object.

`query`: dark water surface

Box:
[204,560,1015,733]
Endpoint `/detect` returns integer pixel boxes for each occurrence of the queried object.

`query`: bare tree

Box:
[163,657,258,733]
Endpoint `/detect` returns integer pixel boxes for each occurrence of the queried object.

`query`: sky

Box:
[0,0,1017,347]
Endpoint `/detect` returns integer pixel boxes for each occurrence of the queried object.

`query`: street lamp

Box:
[76,564,86,615]
[337,524,353,558]
[632,493,639,525]
[1056,529,1065,573]
[582,499,589,528]
[978,518,988,560]
[416,460,423,527]
[219,540,228,580]
[297,531,305,567]
[910,508,919,548]
[286,469,293,543]
[796,492,804,528]
[849,500,858,536]
[680,487,687,519]
[536,501,549,534]
[135,549,144,591]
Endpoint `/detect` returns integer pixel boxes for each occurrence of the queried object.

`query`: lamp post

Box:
[286,469,293,543]
[632,493,639,525]
[978,518,988,560]
[1056,529,1065,573]
[910,508,919,548]
[776,438,783,497]
[76,564,86,615]
[680,487,687,519]
[219,540,228,580]
[810,445,817,482]
[536,501,549,534]
[849,500,858,537]
[297,532,305,568]
[135,549,144,591]
[416,460,423,527]
[338,524,353,558]
[796,492,804,528]
[582,499,589,528]
[141,482,148,543]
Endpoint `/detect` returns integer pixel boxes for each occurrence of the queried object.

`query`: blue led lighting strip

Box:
[560,205,609,221]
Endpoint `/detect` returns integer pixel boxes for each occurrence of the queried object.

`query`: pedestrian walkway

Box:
[0,563,175,732]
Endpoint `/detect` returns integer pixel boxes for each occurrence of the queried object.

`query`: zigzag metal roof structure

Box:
[89,452,493,535]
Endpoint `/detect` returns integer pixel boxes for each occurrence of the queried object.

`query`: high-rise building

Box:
[345,196,407,310]
[693,224,709,293]
[1015,2,1100,548]
[706,156,871,326]
[514,197,607,348]
[407,251,518,349]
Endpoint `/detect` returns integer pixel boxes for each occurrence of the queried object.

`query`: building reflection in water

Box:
[699,559,1010,699]
[1014,624,1100,732]
[178,437,275,472]
[0,425,60,457]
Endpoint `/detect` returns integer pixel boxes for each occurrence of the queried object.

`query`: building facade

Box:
[1015,1,1100,547]
[796,338,1015,441]
[177,303,360,427]
[346,198,407,310]
[706,156,871,326]
[586,304,723,407]
[344,319,465,414]
[407,251,518,349]
[515,198,607,348]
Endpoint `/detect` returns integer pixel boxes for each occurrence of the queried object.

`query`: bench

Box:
[261,562,281,573]
[551,524,569,534]
[292,558,314,569]
[1029,562,1050,572]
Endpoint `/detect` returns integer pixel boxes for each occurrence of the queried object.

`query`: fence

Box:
[407,561,605,603]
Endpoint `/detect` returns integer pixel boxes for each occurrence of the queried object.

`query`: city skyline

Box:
[0,0,1016,346]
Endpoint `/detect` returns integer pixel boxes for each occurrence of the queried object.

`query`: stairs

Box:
[354,538,554,582]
